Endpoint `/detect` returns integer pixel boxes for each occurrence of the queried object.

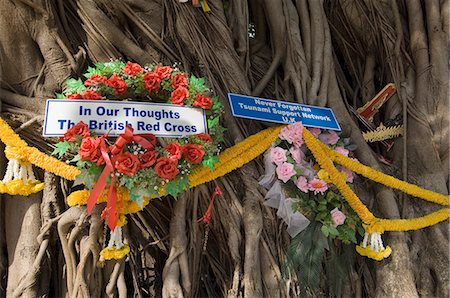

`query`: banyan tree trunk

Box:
[0,0,447,297]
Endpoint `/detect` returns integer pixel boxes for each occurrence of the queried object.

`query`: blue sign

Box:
[228,93,341,131]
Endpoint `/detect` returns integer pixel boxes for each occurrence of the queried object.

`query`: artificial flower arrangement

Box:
[260,122,363,295]
[52,60,225,231]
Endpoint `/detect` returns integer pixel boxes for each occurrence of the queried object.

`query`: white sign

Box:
[43,99,207,137]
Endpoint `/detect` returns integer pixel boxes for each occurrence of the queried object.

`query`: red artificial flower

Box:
[164,142,182,160]
[183,144,205,164]
[143,72,161,92]
[170,86,189,105]
[153,65,173,79]
[67,93,82,100]
[63,121,90,142]
[82,90,102,100]
[193,94,213,109]
[112,152,141,176]
[171,73,188,89]
[79,137,103,163]
[138,150,158,169]
[154,157,179,180]
[122,62,144,76]
[195,133,212,142]
[84,74,108,87]
[107,73,128,96]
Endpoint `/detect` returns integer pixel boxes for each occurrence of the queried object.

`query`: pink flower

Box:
[330,208,346,227]
[334,146,349,157]
[270,147,287,165]
[320,130,339,145]
[279,122,304,147]
[289,147,304,164]
[308,178,328,194]
[341,167,354,183]
[295,176,309,192]
[309,127,321,137]
[276,162,296,183]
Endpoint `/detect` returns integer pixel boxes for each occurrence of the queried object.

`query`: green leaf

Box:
[189,75,208,93]
[84,66,102,78]
[202,155,219,170]
[207,116,220,128]
[321,225,329,237]
[165,176,190,198]
[64,78,86,95]
[55,92,65,99]
[284,222,327,297]
[328,226,340,236]
[73,169,95,189]
[52,141,71,158]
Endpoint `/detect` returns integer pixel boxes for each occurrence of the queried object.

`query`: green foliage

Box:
[284,222,327,297]
[64,78,86,95]
[202,155,219,170]
[165,176,190,198]
[324,239,354,297]
[73,163,103,189]
[55,92,65,99]
[189,75,209,93]
[94,60,126,77]
[207,116,220,129]
[52,141,71,158]
[84,66,102,78]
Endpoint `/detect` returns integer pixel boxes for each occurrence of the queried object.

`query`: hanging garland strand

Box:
[0,117,448,235]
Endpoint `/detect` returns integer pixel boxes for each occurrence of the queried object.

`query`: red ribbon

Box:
[87,125,156,231]
[197,186,222,225]
[110,125,155,155]
[87,138,119,230]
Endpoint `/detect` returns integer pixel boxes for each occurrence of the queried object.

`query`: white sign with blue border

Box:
[43,99,207,137]
[228,93,341,131]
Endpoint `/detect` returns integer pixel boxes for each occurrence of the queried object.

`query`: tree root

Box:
[163,194,190,298]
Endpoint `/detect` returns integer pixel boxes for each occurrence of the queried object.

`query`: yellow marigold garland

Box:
[0,117,28,148]
[100,245,130,261]
[302,127,376,224]
[189,125,283,187]
[320,142,450,206]
[0,179,44,196]
[5,146,80,181]
[67,188,151,214]
[356,245,392,261]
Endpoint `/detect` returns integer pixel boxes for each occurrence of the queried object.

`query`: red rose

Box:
[171,73,187,89]
[153,66,173,79]
[112,152,140,176]
[107,73,128,95]
[67,93,82,100]
[138,150,158,169]
[84,74,108,87]
[165,142,182,160]
[193,94,213,109]
[79,137,102,162]
[122,62,144,76]
[170,86,189,105]
[195,133,212,142]
[154,157,179,180]
[63,121,90,142]
[143,72,161,92]
[82,90,102,100]
[182,144,205,164]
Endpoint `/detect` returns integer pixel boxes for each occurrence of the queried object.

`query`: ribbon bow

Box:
[110,125,155,155]
[87,125,156,231]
